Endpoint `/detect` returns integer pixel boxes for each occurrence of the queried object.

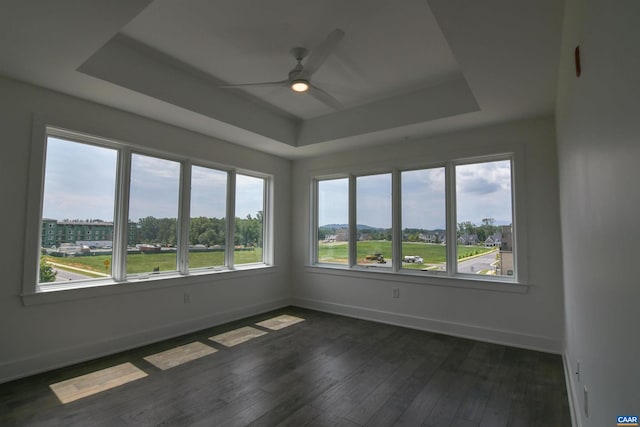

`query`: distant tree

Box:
[478,217,497,242]
[235,213,263,247]
[39,258,57,283]
[137,216,160,242]
[136,216,177,245]
[457,221,475,237]
[198,230,217,246]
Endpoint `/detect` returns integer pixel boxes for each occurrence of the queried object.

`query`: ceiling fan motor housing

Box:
[289,47,309,61]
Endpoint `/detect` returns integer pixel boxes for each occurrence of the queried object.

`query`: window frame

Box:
[310,153,528,289]
[23,120,274,303]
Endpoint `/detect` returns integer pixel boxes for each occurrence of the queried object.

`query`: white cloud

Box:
[456,160,512,224]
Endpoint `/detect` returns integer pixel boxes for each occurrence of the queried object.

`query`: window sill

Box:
[304,264,529,294]
[22,264,276,306]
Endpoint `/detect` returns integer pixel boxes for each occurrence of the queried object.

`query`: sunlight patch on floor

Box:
[256,314,305,330]
[49,362,147,404]
[144,341,218,370]
[209,326,267,347]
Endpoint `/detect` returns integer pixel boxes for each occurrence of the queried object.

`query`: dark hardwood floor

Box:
[0,307,571,426]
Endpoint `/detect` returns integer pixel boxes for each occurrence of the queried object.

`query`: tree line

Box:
[136,212,263,248]
[319,218,505,244]
[457,218,500,242]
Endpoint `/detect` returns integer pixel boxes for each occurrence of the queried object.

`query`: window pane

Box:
[40,137,117,283]
[356,174,392,267]
[401,168,446,271]
[456,160,514,277]
[127,154,181,275]
[234,174,264,264]
[189,166,227,269]
[317,178,349,264]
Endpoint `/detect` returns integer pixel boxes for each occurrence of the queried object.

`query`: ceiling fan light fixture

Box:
[291,79,310,92]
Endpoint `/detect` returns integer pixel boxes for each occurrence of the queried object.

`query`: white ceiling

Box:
[120,0,461,119]
[0,0,564,159]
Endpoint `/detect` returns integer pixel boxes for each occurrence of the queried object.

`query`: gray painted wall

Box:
[556,0,640,425]
[291,117,565,354]
[0,77,291,383]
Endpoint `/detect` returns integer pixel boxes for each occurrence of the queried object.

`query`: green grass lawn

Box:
[46,242,493,276]
[318,241,494,267]
[44,248,263,276]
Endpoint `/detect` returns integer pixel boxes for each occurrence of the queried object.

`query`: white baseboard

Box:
[292,297,562,354]
[0,297,290,384]
[563,353,581,427]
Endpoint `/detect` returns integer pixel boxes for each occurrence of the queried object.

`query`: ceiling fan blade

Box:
[300,29,345,78]
[220,80,289,89]
[309,84,343,110]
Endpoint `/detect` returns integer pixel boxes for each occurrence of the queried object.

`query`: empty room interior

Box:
[0,0,638,426]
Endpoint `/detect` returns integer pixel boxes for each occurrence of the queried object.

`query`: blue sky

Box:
[318,160,512,229]
[456,160,512,225]
[42,137,264,222]
[357,174,392,228]
[402,168,446,229]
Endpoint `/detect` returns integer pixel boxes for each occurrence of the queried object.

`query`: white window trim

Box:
[310,150,529,289]
[22,116,273,304]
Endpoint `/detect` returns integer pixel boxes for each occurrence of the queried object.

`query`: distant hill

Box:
[321,224,448,234]
[320,224,384,231]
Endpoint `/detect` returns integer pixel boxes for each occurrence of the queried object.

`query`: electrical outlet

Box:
[392,288,400,298]
[583,386,588,417]
[184,292,191,304]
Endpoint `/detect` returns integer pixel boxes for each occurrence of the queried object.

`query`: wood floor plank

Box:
[274,404,322,427]
[344,354,424,425]
[0,307,571,427]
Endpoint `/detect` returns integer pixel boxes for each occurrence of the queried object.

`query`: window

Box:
[455,160,513,277]
[317,178,349,265]
[234,174,265,265]
[312,156,519,283]
[356,173,392,267]
[128,153,181,275]
[401,167,446,272]
[39,137,118,283]
[188,165,227,270]
[28,126,272,294]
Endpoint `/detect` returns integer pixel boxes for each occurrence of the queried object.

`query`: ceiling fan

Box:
[221,29,345,110]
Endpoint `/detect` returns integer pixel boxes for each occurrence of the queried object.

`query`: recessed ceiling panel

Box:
[120,0,461,119]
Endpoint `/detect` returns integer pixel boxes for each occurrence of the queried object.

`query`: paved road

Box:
[457,251,498,274]
[54,268,92,281]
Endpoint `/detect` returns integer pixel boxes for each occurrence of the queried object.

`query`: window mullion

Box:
[445,162,457,275]
[310,179,318,264]
[177,160,191,274]
[112,147,131,282]
[348,175,357,267]
[392,169,401,272]
[262,176,271,265]
[226,171,236,268]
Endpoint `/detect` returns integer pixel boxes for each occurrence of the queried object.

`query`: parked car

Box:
[403,255,424,263]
